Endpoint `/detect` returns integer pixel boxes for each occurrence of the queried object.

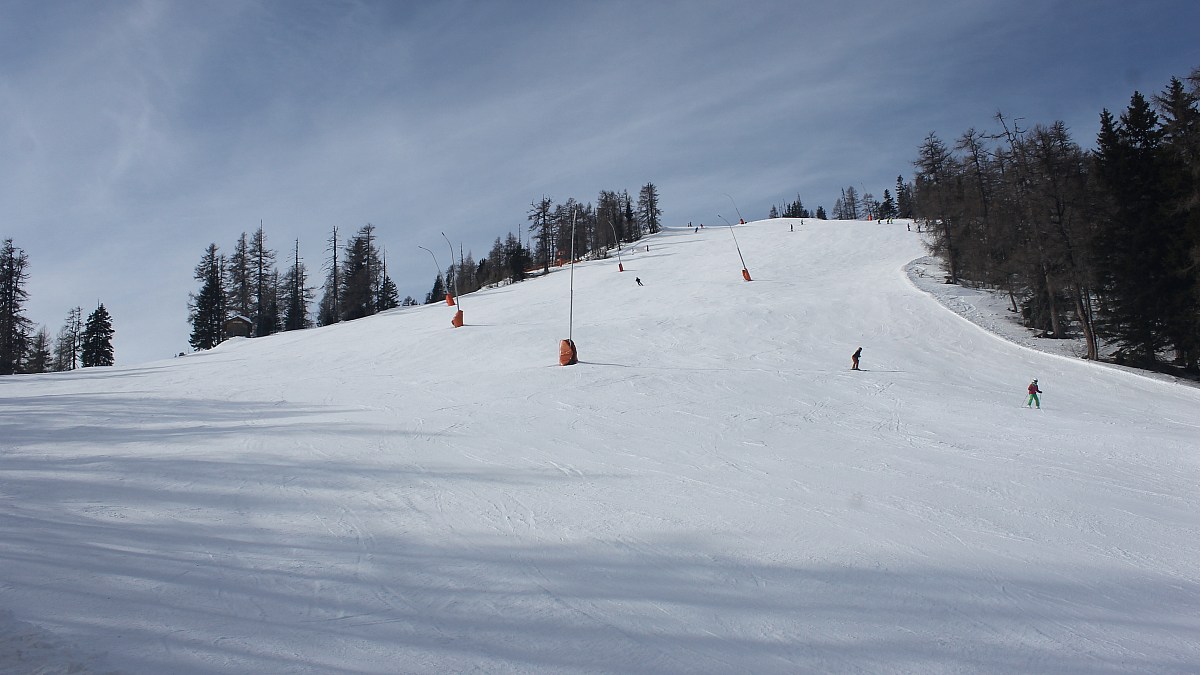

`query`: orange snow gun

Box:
[559,339,578,366]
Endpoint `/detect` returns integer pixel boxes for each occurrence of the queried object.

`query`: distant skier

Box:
[1026,379,1042,408]
[636,277,643,287]
[851,347,862,370]
[790,223,794,232]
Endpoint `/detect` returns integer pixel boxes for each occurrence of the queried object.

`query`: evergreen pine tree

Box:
[424,273,446,305]
[265,270,282,335]
[622,190,638,238]
[25,326,51,374]
[1093,92,1176,364]
[861,192,879,220]
[0,239,32,375]
[552,200,585,265]
[841,187,861,219]
[1154,75,1200,369]
[459,252,479,294]
[914,132,963,283]
[506,232,531,282]
[895,175,914,218]
[880,189,897,219]
[226,233,253,320]
[376,276,400,312]
[340,224,383,321]
[249,225,278,337]
[189,244,227,351]
[528,197,555,272]
[444,262,458,303]
[782,195,806,218]
[375,253,400,312]
[596,191,624,250]
[481,237,505,287]
[317,227,341,326]
[281,239,314,331]
[80,303,115,367]
[637,182,663,234]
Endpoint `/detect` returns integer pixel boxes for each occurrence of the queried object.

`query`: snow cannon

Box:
[451,309,464,328]
[742,268,752,282]
[559,339,578,366]
[445,293,455,306]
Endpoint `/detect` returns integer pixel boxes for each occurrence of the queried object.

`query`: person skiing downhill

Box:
[851,347,862,370]
[1026,379,1042,408]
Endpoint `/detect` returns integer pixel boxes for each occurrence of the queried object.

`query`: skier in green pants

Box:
[1026,379,1042,408]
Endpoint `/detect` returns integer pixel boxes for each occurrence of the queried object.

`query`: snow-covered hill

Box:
[3,218,1198,674]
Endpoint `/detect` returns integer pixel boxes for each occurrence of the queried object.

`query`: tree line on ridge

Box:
[912,67,1199,372]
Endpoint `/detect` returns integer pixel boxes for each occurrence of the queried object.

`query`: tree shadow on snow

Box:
[2,391,1197,674]
[2,507,1197,674]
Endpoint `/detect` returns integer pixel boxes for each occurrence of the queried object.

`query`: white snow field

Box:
[2,218,1198,674]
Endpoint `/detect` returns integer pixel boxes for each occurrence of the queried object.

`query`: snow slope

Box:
[2,218,1198,674]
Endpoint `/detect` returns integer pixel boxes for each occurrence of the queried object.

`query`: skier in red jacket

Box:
[1026,379,1042,408]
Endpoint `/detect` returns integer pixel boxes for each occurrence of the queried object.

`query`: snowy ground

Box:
[906,256,1095,360]
[2,218,1198,674]
[907,256,1199,388]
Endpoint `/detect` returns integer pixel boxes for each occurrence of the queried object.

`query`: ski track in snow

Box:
[2,218,1199,674]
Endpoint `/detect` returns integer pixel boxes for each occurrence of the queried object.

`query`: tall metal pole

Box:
[417,245,442,277]
[417,245,452,305]
[719,214,752,281]
[607,218,623,271]
[558,207,580,365]
[568,208,577,341]
[718,214,748,269]
[440,232,460,307]
[723,193,744,223]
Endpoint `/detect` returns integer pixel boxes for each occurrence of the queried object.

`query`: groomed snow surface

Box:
[2,219,1198,674]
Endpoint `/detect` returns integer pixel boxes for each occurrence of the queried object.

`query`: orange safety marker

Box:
[559,338,577,366]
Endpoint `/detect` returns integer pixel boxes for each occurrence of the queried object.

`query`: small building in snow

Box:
[223,315,253,339]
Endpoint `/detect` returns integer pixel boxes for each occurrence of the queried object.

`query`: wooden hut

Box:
[223,315,253,339]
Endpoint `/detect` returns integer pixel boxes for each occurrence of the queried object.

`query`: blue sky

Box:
[3,0,1197,365]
